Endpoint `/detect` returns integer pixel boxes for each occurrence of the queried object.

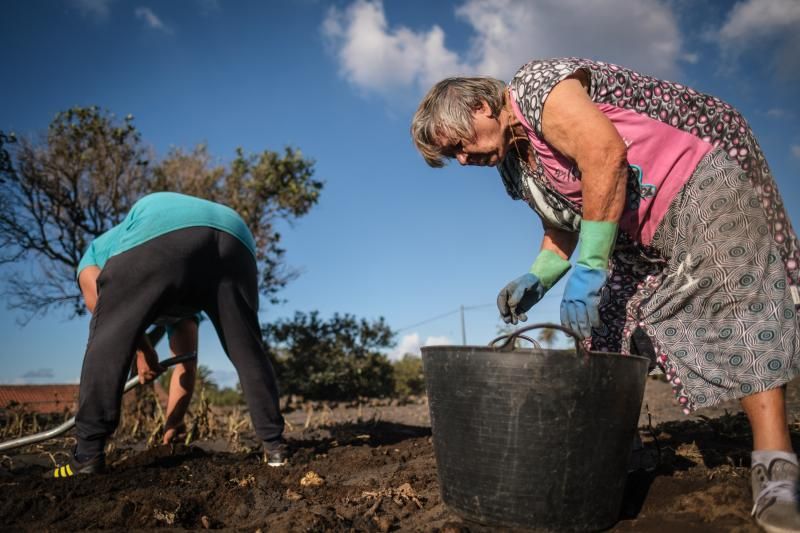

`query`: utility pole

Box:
[460,305,466,345]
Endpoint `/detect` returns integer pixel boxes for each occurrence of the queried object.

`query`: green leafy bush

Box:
[393,354,425,397]
[264,311,395,401]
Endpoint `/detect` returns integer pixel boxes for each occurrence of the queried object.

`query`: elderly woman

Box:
[412,58,800,532]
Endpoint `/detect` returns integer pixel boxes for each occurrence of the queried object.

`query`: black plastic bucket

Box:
[421,324,648,532]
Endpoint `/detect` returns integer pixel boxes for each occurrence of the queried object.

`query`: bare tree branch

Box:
[0,108,323,322]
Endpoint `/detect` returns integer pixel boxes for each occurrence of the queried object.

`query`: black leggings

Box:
[75,227,284,454]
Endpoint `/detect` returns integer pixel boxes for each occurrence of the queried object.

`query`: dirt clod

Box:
[299,470,324,487]
[285,488,303,501]
[440,522,471,533]
[375,515,393,532]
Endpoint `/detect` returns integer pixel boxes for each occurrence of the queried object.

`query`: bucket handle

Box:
[487,333,542,350]
[489,323,585,354]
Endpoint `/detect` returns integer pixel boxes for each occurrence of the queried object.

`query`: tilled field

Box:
[2,378,800,531]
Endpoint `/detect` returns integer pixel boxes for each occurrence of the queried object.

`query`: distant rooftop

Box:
[0,385,79,414]
[0,382,168,414]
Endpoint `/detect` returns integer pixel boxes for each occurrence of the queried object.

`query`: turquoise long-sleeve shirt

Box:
[77,192,256,277]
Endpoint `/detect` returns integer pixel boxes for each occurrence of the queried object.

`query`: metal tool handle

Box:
[0,353,198,453]
[489,323,585,354]
[122,353,198,392]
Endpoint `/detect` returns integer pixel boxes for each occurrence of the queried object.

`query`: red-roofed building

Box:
[0,383,168,415]
[0,385,79,414]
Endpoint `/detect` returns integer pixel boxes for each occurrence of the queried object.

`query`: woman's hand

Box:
[560,265,608,338]
[559,220,617,338]
[497,273,547,324]
[498,228,576,324]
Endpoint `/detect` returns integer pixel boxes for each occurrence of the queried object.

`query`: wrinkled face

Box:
[438,101,508,167]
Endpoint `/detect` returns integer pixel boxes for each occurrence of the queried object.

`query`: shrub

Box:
[393,354,425,397]
[264,311,395,401]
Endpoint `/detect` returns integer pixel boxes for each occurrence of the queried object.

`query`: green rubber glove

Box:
[531,249,572,289]
[560,221,617,337]
[497,250,571,324]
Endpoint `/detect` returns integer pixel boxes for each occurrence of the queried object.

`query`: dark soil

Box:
[2,378,800,532]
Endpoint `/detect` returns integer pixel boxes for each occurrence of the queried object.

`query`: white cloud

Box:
[22,368,55,379]
[323,0,466,94]
[791,145,800,159]
[70,0,113,20]
[719,0,800,41]
[456,0,683,79]
[389,332,453,360]
[424,335,452,346]
[718,0,800,77]
[390,332,421,360]
[681,52,700,65]
[135,7,172,33]
[322,0,686,97]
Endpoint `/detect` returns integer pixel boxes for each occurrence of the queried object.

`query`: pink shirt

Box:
[510,91,712,245]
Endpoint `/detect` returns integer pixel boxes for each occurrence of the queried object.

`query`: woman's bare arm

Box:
[541,225,578,259]
[540,73,628,222]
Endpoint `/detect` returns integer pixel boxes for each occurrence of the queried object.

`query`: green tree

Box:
[152,144,322,301]
[0,131,16,181]
[0,108,151,319]
[194,365,244,406]
[537,327,558,348]
[0,107,322,321]
[264,311,395,401]
[393,354,425,397]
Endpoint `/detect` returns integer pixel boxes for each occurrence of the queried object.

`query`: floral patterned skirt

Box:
[591,148,800,413]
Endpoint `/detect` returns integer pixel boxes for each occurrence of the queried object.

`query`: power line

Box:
[395,293,562,336]
[462,303,495,311]
[396,302,498,332]
[396,308,461,332]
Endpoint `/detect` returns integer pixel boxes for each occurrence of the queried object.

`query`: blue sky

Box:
[1,0,798,387]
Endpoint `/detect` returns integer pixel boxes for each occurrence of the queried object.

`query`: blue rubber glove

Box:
[497,273,546,324]
[497,250,571,324]
[560,265,608,338]
[559,221,617,338]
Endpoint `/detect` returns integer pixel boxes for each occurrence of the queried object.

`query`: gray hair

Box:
[410,77,507,167]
